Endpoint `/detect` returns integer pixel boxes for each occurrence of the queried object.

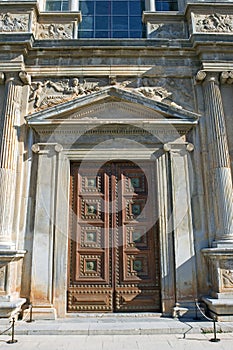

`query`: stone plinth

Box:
[202,248,233,320]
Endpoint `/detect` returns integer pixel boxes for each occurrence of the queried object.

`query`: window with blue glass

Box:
[155,0,178,11]
[46,0,69,11]
[79,0,146,39]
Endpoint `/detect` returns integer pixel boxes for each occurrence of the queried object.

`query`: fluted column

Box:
[199,72,233,245]
[0,75,21,249]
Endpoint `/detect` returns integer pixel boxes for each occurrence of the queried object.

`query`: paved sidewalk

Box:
[0,315,233,349]
[0,333,233,350]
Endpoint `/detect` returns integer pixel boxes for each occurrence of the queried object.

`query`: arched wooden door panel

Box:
[67,161,161,312]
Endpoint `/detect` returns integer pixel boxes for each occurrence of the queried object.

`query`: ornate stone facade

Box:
[0,0,233,321]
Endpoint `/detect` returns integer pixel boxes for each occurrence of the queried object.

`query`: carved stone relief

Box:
[148,23,185,39]
[194,13,233,33]
[28,76,189,112]
[29,78,100,109]
[140,77,193,110]
[37,23,73,40]
[220,260,233,290]
[0,12,28,32]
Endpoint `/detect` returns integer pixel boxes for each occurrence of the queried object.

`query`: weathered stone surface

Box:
[0,0,232,321]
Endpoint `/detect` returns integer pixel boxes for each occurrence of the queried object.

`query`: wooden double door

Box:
[68,161,161,312]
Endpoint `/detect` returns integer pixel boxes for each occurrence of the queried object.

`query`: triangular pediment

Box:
[26,86,199,127]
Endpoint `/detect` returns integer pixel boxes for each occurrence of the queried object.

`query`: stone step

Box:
[1,315,233,336]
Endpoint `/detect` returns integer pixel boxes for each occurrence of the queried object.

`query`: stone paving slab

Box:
[0,333,233,350]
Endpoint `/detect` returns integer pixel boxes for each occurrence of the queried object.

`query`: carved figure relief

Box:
[195,13,233,33]
[0,12,28,32]
[37,23,73,39]
[29,78,100,109]
[136,86,182,109]
[28,76,186,112]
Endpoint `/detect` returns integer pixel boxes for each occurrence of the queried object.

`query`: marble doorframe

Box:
[30,135,196,318]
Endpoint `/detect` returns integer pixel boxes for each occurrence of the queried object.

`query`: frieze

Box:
[37,23,73,40]
[194,13,233,33]
[0,12,28,32]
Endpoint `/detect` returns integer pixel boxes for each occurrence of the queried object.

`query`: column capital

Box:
[195,71,221,85]
[32,143,63,154]
[0,72,5,85]
[195,70,207,82]
[220,71,233,85]
[163,142,194,154]
[18,71,31,85]
[4,73,21,86]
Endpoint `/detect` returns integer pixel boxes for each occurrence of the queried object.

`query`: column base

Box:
[212,240,233,248]
[28,306,57,320]
[202,296,233,321]
[0,297,26,318]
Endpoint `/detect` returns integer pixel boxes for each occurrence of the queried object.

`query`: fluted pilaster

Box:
[200,72,233,244]
[0,76,21,249]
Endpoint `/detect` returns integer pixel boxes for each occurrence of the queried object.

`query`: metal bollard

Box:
[193,298,200,320]
[7,317,18,344]
[210,317,220,343]
[194,300,221,342]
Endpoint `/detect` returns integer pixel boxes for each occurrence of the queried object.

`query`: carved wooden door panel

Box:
[114,163,161,312]
[68,162,161,313]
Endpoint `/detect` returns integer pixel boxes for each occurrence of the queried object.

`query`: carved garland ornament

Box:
[195,13,233,33]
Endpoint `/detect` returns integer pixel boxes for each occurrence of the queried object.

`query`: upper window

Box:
[155,0,178,11]
[46,0,69,11]
[78,0,146,39]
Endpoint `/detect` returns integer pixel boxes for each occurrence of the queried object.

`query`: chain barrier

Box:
[0,317,18,344]
[195,300,220,342]
[0,303,34,345]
